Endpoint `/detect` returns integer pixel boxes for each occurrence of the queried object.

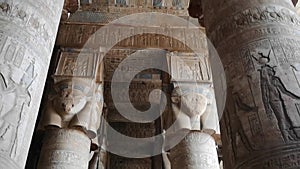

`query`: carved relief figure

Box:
[42,79,103,139]
[227,93,257,158]
[253,51,300,142]
[0,63,32,157]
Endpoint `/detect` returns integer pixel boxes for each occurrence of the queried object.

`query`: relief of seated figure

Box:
[42,79,103,139]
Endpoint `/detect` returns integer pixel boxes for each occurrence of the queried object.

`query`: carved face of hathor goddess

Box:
[181,93,207,117]
[53,87,87,115]
[172,88,208,117]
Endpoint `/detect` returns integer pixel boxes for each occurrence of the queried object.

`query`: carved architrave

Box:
[56,23,205,52]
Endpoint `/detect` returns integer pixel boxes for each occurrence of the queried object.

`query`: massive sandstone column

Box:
[166,53,220,169]
[190,0,300,168]
[37,50,104,169]
[0,0,63,168]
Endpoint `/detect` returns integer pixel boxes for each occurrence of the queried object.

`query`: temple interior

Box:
[1,0,300,169]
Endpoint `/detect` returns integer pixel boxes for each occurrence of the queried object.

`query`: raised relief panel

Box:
[105,81,162,107]
[0,38,37,160]
[0,0,63,167]
[236,38,300,145]
[104,49,163,82]
[55,51,99,78]
[169,53,212,83]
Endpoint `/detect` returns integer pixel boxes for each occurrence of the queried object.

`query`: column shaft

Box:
[0,0,63,168]
[37,129,91,169]
[202,0,300,168]
[170,132,219,169]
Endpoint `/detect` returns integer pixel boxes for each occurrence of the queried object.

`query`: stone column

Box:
[195,0,300,168]
[168,86,220,169]
[166,52,220,169]
[0,0,63,168]
[37,129,91,169]
[170,132,219,169]
[37,50,104,169]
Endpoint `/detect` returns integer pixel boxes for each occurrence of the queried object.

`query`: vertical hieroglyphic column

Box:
[200,0,300,168]
[166,52,220,169]
[37,50,104,169]
[0,0,63,168]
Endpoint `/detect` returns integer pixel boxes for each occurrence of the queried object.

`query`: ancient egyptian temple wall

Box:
[24,0,221,169]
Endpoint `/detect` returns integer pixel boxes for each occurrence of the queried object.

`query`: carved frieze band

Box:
[56,24,206,52]
[207,5,300,46]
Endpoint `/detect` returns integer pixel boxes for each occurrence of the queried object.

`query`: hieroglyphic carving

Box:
[169,132,219,169]
[55,51,98,78]
[0,2,63,167]
[200,0,300,168]
[255,56,300,142]
[56,23,204,52]
[105,81,162,107]
[208,5,300,46]
[169,53,212,82]
[37,129,91,169]
[103,49,163,81]
[0,35,43,167]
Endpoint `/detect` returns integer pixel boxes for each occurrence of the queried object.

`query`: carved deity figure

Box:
[171,86,219,134]
[253,51,300,142]
[260,65,300,141]
[42,79,103,139]
[0,63,32,157]
[226,93,256,158]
